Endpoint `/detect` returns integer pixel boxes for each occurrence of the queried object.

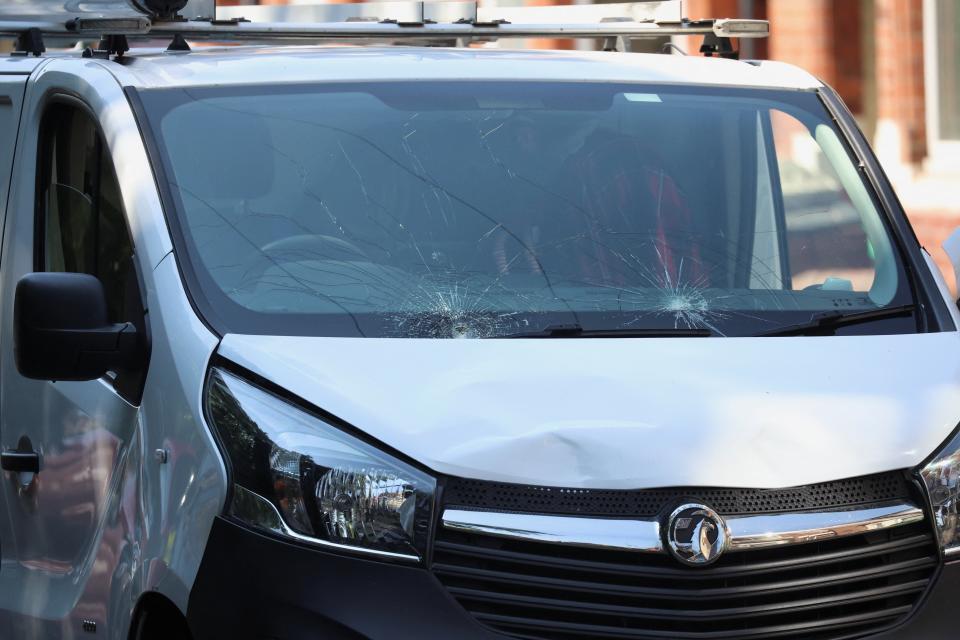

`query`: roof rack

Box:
[0,0,768,57]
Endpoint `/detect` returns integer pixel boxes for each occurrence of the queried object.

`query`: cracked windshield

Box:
[140,82,914,337]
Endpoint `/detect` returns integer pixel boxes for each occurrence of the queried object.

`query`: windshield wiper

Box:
[755,304,916,337]
[493,324,714,339]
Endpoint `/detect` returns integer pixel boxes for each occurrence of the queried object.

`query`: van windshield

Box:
[137,81,916,338]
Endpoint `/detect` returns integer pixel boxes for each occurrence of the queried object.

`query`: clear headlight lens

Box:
[205,367,435,560]
[919,429,960,555]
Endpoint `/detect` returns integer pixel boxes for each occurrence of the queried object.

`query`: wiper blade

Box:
[493,324,714,339]
[755,304,916,337]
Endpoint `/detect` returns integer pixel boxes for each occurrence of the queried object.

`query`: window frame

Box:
[33,93,152,403]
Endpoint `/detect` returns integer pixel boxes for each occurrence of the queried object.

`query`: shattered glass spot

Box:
[647,257,728,335]
[387,282,527,339]
[650,281,726,334]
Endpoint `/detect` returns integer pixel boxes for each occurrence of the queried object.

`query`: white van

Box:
[1,1,959,639]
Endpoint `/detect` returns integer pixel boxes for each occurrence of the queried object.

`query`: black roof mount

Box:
[166,32,190,51]
[700,32,738,60]
[13,27,45,57]
[81,34,130,59]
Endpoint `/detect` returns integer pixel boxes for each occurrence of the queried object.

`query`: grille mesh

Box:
[442,471,912,517]
[433,472,936,640]
[434,522,937,640]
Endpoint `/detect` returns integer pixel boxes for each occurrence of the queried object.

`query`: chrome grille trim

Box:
[443,510,663,552]
[442,501,924,554]
[726,502,925,550]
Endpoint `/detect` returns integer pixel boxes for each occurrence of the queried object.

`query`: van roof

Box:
[109,45,822,92]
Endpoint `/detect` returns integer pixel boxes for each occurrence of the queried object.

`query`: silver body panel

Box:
[0,58,223,639]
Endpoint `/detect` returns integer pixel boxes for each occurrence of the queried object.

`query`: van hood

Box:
[217,333,960,489]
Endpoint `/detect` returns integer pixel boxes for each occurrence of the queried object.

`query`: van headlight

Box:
[205,367,435,561]
[919,429,960,556]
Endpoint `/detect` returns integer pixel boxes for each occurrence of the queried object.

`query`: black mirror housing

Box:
[14,272,141,381]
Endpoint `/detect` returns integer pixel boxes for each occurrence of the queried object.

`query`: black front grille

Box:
[442,472,913,517]
[432,500,939,639]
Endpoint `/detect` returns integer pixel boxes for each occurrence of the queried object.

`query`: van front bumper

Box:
[187,516,959,640]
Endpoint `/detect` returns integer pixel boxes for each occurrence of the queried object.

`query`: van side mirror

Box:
[14,272,141,381]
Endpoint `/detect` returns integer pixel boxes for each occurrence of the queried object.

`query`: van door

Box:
[0,98,149,637]
[0,73,29,625]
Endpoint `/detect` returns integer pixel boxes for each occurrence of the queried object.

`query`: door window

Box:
[35,101,146,401]
[37,103,136,324]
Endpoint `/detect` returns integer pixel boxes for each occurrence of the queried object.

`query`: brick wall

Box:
[767,0,836,82]
[831,1,864,114]
[873,0,927,165]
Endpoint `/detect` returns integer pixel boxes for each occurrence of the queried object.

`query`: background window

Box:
[936,1,960,141]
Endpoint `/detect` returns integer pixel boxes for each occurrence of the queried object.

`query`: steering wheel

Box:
[259,234,368,263]
[243,234,369,286]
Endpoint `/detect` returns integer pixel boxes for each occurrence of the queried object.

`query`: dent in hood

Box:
[216,332,960,489]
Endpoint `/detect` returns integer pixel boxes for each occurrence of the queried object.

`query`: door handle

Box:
[2,436,41,475]
[1,451,41,474]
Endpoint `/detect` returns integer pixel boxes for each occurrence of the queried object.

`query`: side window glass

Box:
[38,103,136,323]
[769,109,876,293]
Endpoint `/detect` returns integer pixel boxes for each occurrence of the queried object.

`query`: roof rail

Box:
[0,0,768,57]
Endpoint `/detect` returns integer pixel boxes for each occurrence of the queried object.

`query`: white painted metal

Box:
[112,46,821,90]
[218,331,960,490]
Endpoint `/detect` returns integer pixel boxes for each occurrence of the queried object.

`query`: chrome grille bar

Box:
[442,501,924,554]
[726,503,925,550]
[442,510,663,552]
